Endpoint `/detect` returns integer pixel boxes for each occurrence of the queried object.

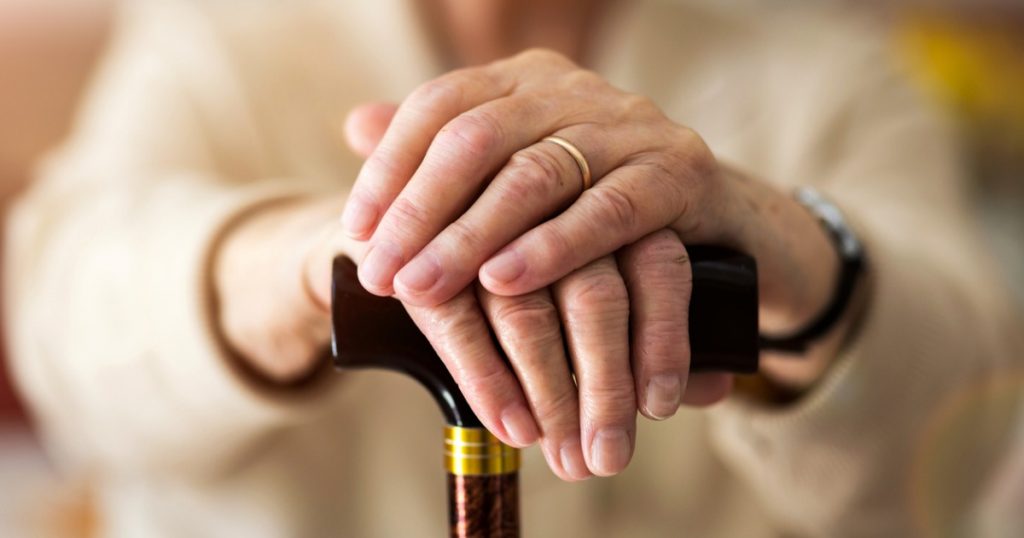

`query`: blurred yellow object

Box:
[897,13,1024,156]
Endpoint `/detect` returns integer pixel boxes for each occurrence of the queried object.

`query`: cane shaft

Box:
[448,473,519,538]
[445,426,519,538]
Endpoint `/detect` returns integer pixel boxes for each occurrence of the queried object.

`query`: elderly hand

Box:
[344,48,723,304]
[342,49,838,338]
[335,49,842,475]
[342,108,734,479]
[402,234,734,480]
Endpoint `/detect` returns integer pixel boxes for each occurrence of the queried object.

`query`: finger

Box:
[553,256,635,477]
[480,161,691,296]
[341,67,515,240]
[393,123,643,307]
[343,102,399,158]
[681,373,733,407]
[361,91,575,296]
[618,229,691,421]
[405,288,539,448]
[479,286,591,481]
[303,223,369,310]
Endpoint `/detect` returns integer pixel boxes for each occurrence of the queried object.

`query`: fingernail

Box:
[358,242,403,292]
[395,254,442,295]
[482,249,525,284]
[591,429,631,476]
[501,404,539,447]
[342,200,377,238]
[560,440,591,480]
[644,375,681,420]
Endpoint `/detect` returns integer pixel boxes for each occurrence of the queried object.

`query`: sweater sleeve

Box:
[706,30,1024,537]
[4,1,338,478]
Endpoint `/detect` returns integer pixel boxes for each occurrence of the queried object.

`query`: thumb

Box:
[304,225,369,312]
[343,102,399,158]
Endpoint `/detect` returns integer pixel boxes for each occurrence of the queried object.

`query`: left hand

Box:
[341,49,838,336]
[344,48,729,303]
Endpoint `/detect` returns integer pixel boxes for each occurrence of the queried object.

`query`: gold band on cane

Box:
[542,136,593,191]
[444,426,520,476]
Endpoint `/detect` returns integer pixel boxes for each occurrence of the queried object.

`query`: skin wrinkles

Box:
[216,0,851,480]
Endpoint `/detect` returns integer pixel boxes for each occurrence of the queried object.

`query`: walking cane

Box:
[330,246,759,538]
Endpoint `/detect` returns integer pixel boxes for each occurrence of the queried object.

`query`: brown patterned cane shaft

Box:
[448,473,519,538]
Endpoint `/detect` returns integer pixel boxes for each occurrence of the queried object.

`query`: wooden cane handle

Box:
[331,245,759,386]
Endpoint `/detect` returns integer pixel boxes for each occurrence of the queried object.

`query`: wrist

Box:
[761,187,868,354]
[214,196,345,384]
[763,194,841,334]
[745,184,872,389]
[725,174,840,336]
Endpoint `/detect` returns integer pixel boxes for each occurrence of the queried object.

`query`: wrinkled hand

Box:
[401,236,733,480]
[339,108,732,479]
[343,49,731,306]
[342,49,836,334]
[342,48,843,391]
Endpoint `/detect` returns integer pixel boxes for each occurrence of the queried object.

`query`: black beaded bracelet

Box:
[758,187,866,354]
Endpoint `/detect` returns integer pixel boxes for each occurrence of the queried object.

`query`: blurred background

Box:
[0,0,1021,536]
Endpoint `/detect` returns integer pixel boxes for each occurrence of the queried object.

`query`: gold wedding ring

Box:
[542,135,592,191]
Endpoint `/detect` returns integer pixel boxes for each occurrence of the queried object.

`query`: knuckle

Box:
[629,231,686,269]
[533,388,577,425]
[499,149,563,201]
[533,225,574,266]
[493,296,560,339]
[587,184,641,235]
[445,219,487,253]
[619,93,661,120]
[440,112,504,159]
[635,319,689,367]
[566,270,628,313]
[425,297,477,337]
[635,152,681,185]
[458,363,513,405]
[365,149,405,180]
[518,47,573,66]
[632,259,692,299]
[581,382,637,418]
[411,77,464,113]
[387,196,430,233]
[672,125,705,150]
[669,127,717,180]
[411,66,491,107]
[562,68,607,94]
[561,71,606,99]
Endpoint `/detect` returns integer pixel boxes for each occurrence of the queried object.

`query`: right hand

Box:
[213,195,358,383]
[213,104,732,481]
[401,233,735,481]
